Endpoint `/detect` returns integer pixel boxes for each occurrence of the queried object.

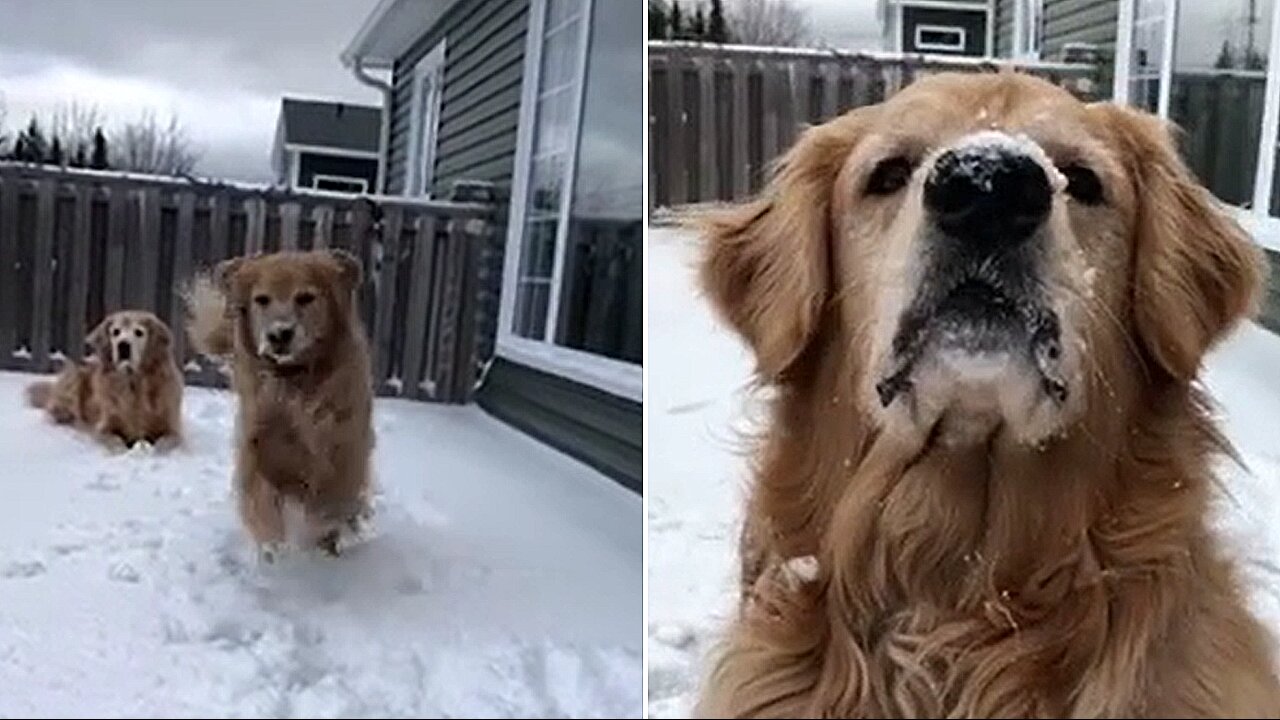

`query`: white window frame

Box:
[1011,0,1043,60]
[496,0,641,402]
[1112,0,1179,115]
[405,38,447,197]
[914,23,966,52]
[1114,0,1280,218]
[311,174,368,193]
[1254,0,1280,214]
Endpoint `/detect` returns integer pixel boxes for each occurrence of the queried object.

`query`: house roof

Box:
[343,0,461,68]
[278,98,381,154]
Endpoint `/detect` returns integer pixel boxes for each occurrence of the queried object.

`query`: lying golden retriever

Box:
[26,310,182,449]
[696,72,1280,717]
[186,248,374,558]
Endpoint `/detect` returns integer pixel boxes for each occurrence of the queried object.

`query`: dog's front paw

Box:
[258,541,285,564]
[95,429,129,454]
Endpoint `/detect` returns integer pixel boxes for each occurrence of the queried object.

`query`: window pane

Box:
[540,19,580,90]
[528,154,566,214]
[553,0,643,364]
[1167,0,1274,208]
[546,0,578,30]
[534,91,574,157]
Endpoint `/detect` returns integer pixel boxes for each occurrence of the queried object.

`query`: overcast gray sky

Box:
[0,0,382,182]
[0,0,1262,182]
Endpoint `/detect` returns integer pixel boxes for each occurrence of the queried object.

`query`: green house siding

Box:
[387,0,529,197]
[995,0,1118,61]
[994,0,1014,56]
[1042,0,1117,58]
[477,358,642,492]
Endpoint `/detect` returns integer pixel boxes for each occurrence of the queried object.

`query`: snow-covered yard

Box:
[646,226,1280,717]
[0,374,641,717]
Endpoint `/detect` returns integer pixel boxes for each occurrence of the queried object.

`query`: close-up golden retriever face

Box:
[216,249,362,368]
[87,310,173,374]
[704,71,1262,450]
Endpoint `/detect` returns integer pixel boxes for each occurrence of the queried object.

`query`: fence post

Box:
[30,180,56,372]
[0,176,20,367]
[65,188,92,362]
[373,205,403,391]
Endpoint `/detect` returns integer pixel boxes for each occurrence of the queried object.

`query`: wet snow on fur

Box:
[646,226,1280,717]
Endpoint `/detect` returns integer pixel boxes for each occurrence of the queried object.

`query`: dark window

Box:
[552,0,643,364]
[313,176,367,193]
[916,26,965,51]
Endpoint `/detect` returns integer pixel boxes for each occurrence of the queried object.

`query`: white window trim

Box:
[283,143,380,160]
[1011,0,1043,60]
[405,38,447,197]
[311,174,368,193]
[915,24,966,52]
[1253,0,1280,214]
[496,0,640,402]
[1112,0,1178,117]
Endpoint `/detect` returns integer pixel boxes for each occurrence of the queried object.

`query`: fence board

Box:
[65,190,92,362]
[648,41,1102,206]
[312,205,333,249]
[30,181,56,371]
[105,189,126,313]
[697,59,717,202]
[402,215,437,401]
[0,163,495,403]
[374,206,403,388]
[137,188,162,311]
[0,180,20,364]
[280,202,300,251]
[171,192,196,369]
[664,50,687,205]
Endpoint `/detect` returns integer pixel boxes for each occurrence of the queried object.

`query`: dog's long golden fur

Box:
[186,249,374,554]
[26,310,182,448]
[697,73,1280,717]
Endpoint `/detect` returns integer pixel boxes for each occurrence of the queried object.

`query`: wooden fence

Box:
[649,41,1103,208]
[0,163,499,403]
[1164,70,1280,213]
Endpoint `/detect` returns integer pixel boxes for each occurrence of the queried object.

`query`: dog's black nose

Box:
[267,326,295,347]
[924,146,1052,247]
[116,342,131,361]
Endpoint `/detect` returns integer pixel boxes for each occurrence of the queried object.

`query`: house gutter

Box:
[349,57,393,195]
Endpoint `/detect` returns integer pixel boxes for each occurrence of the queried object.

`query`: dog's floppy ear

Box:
[1092,103,1264,382]
[215,256,248,297]
[143,314,173,357]
[699,109,870,381]
[325,248,362,292]
[86,316,113,366]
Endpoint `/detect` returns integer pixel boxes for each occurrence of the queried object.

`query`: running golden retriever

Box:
[696,72,1280,717]
[186,248,374,558]
[26,310,182,449]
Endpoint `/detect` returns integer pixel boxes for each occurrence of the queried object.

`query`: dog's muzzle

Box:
[877,135,1066,408]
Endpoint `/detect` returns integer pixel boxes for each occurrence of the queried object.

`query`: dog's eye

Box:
[1061,164,1104,205]
[295,291,315,307]
[111,327,120,337]
[253,294,270,307]
[133,329,143,338]
[865,156,915,196]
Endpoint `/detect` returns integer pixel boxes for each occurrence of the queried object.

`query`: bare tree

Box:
[48,102,105,153]
[0,96,8,156]
[726,0,812,47]
[116,110,200,176]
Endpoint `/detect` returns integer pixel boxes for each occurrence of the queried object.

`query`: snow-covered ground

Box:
[0,375,641,717]
[646,226,1280,717]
